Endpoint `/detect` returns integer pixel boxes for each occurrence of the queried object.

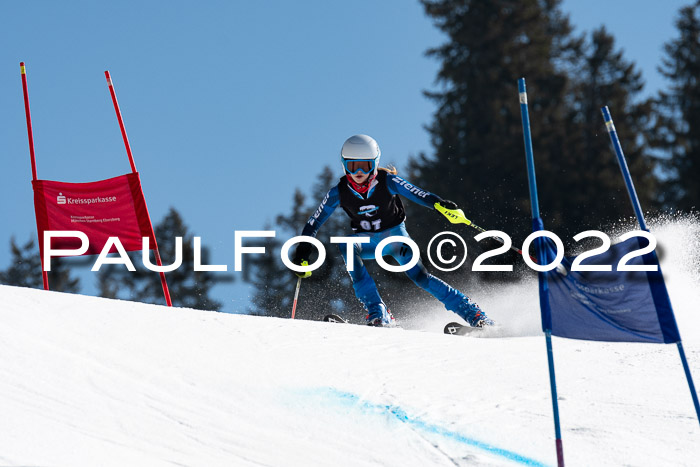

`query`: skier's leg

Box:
[403,260,488,325]
[384,224,492,326]
[338,239,391,325]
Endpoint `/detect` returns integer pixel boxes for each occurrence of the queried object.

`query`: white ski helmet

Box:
[340,134,381,175]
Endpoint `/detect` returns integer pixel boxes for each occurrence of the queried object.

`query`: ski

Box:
[444,321,484,336]
[322,314,398,328]
[322,314,349,324]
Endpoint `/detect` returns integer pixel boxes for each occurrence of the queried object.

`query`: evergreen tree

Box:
[0,236,80,292]
[97,208,226,310]
[414,0,656,262]
[555,26,657,235]
[404,0,584,288]
[245,227,289,317]
[47,256,81,293]
[0,237,43,288]
[652,1,700,211]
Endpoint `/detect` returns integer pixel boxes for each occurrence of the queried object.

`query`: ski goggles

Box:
[343,159,375,174]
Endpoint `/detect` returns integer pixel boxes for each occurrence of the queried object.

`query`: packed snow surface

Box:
[1,217,699,466]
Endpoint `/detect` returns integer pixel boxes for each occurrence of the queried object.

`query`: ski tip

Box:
[444,322,464,335]
[322,314,349,324]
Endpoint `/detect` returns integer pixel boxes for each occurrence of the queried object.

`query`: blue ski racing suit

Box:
[297,170,487,326]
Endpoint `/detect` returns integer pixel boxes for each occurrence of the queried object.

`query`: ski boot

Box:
[456,300,494,328]
[469,310,495,328]
[365,303,396,327]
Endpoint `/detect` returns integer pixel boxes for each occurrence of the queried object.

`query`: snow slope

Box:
[1,218,699,466]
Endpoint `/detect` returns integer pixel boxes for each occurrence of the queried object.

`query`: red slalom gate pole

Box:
[291,277,302,319]
[20,62,49,291]
[20,63,38,180]
[153,250,173,307]
[105,71,137,173]
[105,70,172,307]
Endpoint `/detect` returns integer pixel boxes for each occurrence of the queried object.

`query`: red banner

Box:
[32,173,156,256]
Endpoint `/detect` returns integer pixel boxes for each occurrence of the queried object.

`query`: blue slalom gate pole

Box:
[600,107,649,231]
[602,106,700,425]
[519,78,565,467]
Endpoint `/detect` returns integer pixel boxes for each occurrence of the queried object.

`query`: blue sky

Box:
[0,0,692,312]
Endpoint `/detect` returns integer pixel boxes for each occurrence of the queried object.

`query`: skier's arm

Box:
[386,174,444,208]
[292,187,340,278]
[386,175,464,222]
[300,186,340,238]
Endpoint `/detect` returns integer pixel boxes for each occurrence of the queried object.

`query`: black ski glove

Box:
[292,242,313,278]
[437,199,459,211]
[292,242,313,265]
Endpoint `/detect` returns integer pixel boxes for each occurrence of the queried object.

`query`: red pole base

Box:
[42,270,49,291]
[154,250,173,307]
[556,438,565,467]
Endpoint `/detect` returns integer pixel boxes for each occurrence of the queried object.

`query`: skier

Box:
[292,134,493,328]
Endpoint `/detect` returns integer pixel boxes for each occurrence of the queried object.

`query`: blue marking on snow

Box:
[313,387,550,467]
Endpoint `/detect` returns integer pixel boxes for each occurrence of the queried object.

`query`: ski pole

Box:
[290,260,312,319]
[291,276,302,319]
[434,203,537,263]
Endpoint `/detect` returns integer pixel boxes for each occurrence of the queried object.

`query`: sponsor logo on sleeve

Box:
[391,176,429,198]
[309,191,331,226]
